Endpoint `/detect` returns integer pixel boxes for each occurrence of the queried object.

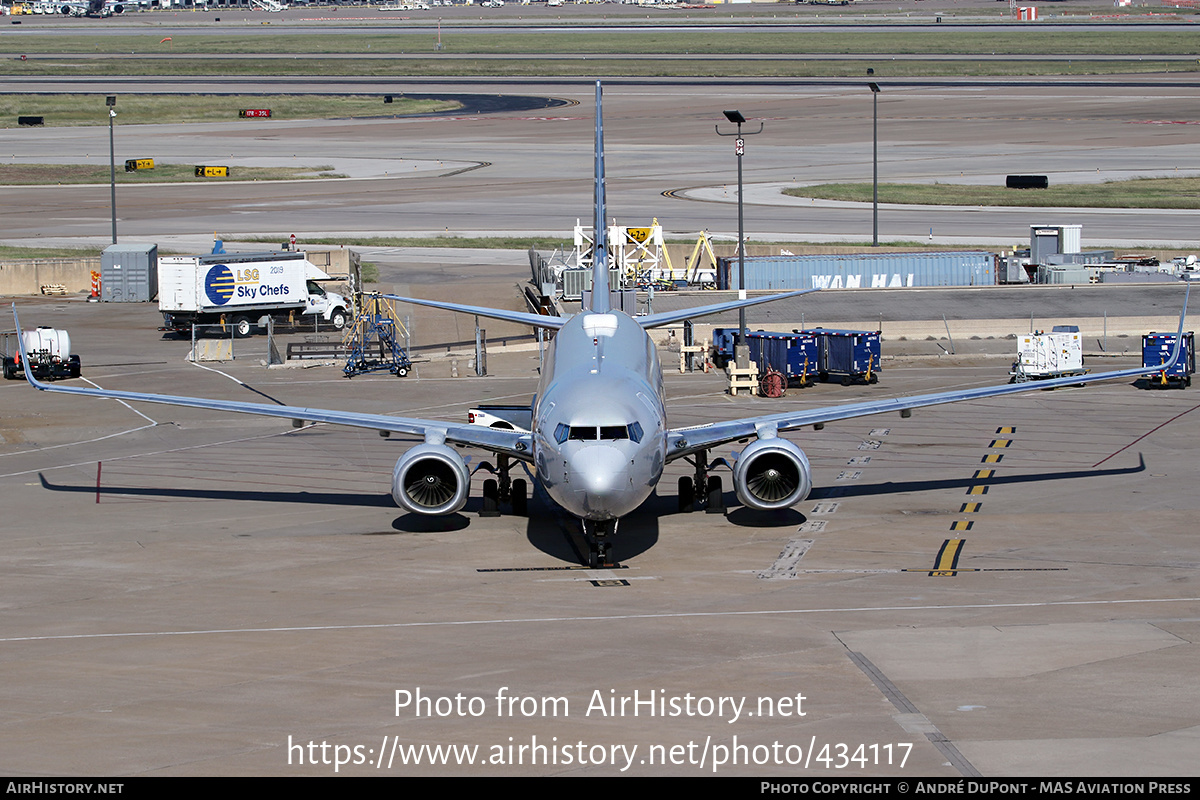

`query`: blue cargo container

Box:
[1141,331,1195,389]
[745,331,819,387]
[711,327,745,368]
[796,328,882,385]
[716,251,995,291]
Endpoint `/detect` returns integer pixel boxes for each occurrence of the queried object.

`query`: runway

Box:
[3,78,1200,248]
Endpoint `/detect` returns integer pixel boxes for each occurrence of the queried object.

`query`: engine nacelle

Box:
[732,436,812,511]
[392,443,470,516]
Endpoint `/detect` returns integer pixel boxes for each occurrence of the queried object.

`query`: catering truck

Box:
[158,251,350,337]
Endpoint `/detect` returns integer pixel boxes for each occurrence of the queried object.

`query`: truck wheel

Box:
[69,355,81,379]
[231,316,253,338]
[330,308,347,330]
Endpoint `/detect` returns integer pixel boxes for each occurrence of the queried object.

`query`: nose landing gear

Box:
[582,519,617,569]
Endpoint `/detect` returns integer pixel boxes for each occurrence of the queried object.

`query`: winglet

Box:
[1156,283,1190,372]
[588,80,611,314]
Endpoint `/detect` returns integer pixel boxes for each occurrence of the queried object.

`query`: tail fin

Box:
[587,81,611,314]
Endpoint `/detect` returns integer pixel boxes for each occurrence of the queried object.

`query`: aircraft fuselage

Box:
[533,311,667,521]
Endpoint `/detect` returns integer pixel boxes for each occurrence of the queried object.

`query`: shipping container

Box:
[101,243,158,302]
[1142,331,1195,388]
[796,328,882,385]
[716,251,995,291]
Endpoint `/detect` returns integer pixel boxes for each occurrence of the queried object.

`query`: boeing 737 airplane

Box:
[14,82,1188,567]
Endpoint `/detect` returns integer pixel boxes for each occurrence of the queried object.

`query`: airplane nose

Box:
[568,445,631,513]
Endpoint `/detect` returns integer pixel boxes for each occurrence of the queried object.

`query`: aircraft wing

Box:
[11,307,530,460]
[666,288,1189,461]
[382,294,564,330]
[636,288,819,329]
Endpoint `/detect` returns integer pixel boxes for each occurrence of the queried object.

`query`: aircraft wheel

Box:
[705,475,724,514]
[677,476,695,513]
[511,479,527,516]
[480,479,500,517]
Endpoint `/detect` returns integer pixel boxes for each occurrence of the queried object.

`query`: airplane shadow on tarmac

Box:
[806,454,1146,500]
[37,454,1145,563]
[36,473,395,508]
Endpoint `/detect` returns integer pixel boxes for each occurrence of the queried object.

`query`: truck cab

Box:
[304,280,349,330]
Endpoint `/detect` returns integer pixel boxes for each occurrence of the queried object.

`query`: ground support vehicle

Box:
[158,251,349,338]
[1010,327,1087,383]
[796,328,882,385]
[342,294,412,378]
[2,328,80,381]
[1142,331,1195,389]
[745,330,818,389]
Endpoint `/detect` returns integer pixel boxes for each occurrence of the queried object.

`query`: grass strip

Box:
[0,94,459,128]
[786,177,1200,209]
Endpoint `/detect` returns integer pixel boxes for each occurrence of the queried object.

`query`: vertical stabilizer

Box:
[588,81,611,314]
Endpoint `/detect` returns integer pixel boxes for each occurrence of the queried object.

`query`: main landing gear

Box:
[478,454,528,518]
[677,449,725,515]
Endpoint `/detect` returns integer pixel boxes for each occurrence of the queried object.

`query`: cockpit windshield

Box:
[554,422,644,444]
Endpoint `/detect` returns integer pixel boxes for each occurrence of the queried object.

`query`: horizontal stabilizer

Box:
[637,288,819,329]
[383,294,564,330]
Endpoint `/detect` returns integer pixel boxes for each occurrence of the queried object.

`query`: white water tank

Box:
[22,327,71,360]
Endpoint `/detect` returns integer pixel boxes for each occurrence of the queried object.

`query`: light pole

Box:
[107,95,117,244]
[715,109,763,355]
[869,82,880,247]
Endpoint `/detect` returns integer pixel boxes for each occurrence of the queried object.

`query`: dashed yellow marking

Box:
[982,453,1004,464]
[960,502,982,513]
[973,469,994,479]
[996,426,1016,434]
[966,485,989,496]
[930,538,965,577]
[989,439,1012,449]
[950,520,974,532]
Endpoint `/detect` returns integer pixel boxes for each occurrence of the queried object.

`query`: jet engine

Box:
[732,437,812,511]
[392,443,470,515]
